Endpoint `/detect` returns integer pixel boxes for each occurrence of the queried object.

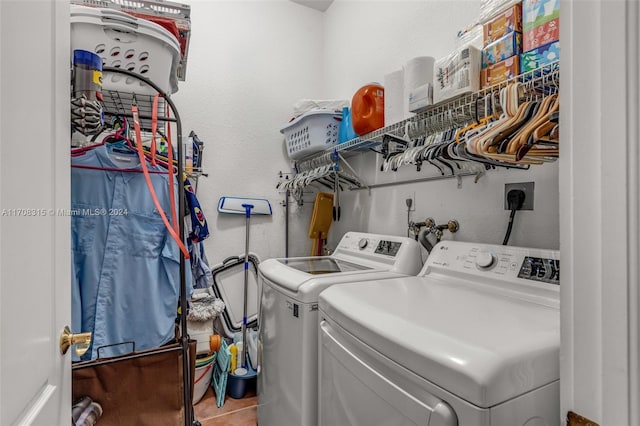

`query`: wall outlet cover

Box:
[404,191,416,211]
[504,182,534,210]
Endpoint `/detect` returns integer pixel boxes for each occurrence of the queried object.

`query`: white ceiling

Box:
[290,0,334,12]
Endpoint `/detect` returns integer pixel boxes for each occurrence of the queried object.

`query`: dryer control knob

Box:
[476,252,496,269]
[358,238,368,249]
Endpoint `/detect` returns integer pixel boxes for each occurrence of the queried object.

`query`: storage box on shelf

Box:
[482,56,520,87]
[522,0,559,51]
[483,2,522,46]
[523,18,559,51]
[521,40,559,73]
[523,0,558,32]
[482,31,522,68]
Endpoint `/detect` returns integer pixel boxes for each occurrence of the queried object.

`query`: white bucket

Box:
[193,355,215,404]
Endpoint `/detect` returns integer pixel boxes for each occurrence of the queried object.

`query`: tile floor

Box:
[194,386,257,426]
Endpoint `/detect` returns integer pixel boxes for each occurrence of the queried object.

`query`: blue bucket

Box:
[227,355,257,399]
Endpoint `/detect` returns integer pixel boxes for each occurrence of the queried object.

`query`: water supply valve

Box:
[409,217,460,252]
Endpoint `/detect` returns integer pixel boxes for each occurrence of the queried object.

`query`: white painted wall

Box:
[176,0,560,263]
[322,0,480,98]
[322,0,560,250]
[333,154,559,249]
[173,0,325,261]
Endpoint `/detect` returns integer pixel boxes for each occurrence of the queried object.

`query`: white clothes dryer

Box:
[257,232,423,426]
[318,240,560,426]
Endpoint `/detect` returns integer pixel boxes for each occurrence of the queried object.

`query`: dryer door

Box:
[319,319,458,426]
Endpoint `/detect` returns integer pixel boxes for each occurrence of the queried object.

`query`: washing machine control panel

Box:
[374,240,402,257]
[332,232,423,275]
[517,256,560,284]
[341,236,401,257]
[426,241,560,286]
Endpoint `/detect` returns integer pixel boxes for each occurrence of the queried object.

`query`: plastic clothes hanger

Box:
[515,96,560,161]
[506,95,555,154]
[477,100,531,156]
[501,95,553,157]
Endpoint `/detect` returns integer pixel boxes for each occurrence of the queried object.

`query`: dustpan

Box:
[217,196,272,372]
[308,192,334,256]
[211,339,231,407]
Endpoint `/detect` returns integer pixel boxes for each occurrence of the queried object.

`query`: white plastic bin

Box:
[70,5,181,96]
[281,110,341,160]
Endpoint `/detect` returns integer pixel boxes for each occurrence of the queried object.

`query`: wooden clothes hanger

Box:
[515,96,560,162]
[467,83,522,155]
[507,94,557,154]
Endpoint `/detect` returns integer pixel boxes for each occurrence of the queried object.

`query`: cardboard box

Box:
[481,56,520,87]
[480,0,521,24]
[520,40,560,73]
[434,45,482,104]
[482,31,522,68]
[523,17,559,51]
[483,3,522,46]
[523,0,559,32]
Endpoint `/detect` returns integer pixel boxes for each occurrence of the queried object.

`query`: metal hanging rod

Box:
[350,169,484,191]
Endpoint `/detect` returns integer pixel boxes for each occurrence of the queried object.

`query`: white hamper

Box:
[281,110,341,160]
[70,4,181,96]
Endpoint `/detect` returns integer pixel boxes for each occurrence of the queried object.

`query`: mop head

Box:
[217,196,272,215]
[188,294,225,321]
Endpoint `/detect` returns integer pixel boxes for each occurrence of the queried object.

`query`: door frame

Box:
[560,0,639,424]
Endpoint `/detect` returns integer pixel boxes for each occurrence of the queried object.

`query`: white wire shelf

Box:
[296,60,560,170]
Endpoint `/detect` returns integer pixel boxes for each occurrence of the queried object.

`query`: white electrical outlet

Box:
[404,191,416,211]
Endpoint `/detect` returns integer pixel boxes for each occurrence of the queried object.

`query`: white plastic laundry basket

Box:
[70,4,181,95]
[280,110,341,160]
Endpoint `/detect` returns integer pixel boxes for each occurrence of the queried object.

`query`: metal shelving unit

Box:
[106,66,193,426]
[72,66,196,426]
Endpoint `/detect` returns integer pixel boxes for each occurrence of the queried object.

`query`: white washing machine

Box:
[318,240,560,426]
[257,231,423,426]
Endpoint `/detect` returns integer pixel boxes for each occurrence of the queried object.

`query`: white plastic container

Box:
[193,353,216,404]
[280,110,341,160]
[433,45,482,104]
[70,5,181,96]
[187,319,214,355]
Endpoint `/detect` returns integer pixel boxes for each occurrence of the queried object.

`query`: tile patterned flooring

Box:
[194,387,257,426]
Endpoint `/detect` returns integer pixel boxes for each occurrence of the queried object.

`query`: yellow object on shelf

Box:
[229,343,237,373]
[308,192,334,256]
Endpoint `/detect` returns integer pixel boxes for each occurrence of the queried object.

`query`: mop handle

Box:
[241,203,254,368]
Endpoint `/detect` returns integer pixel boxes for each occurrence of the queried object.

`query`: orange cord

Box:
[165,104,179,234]
[150,94,159,166]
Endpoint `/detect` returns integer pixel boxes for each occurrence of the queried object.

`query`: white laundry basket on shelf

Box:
[70,4,181,96]
[281,110,341,160]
